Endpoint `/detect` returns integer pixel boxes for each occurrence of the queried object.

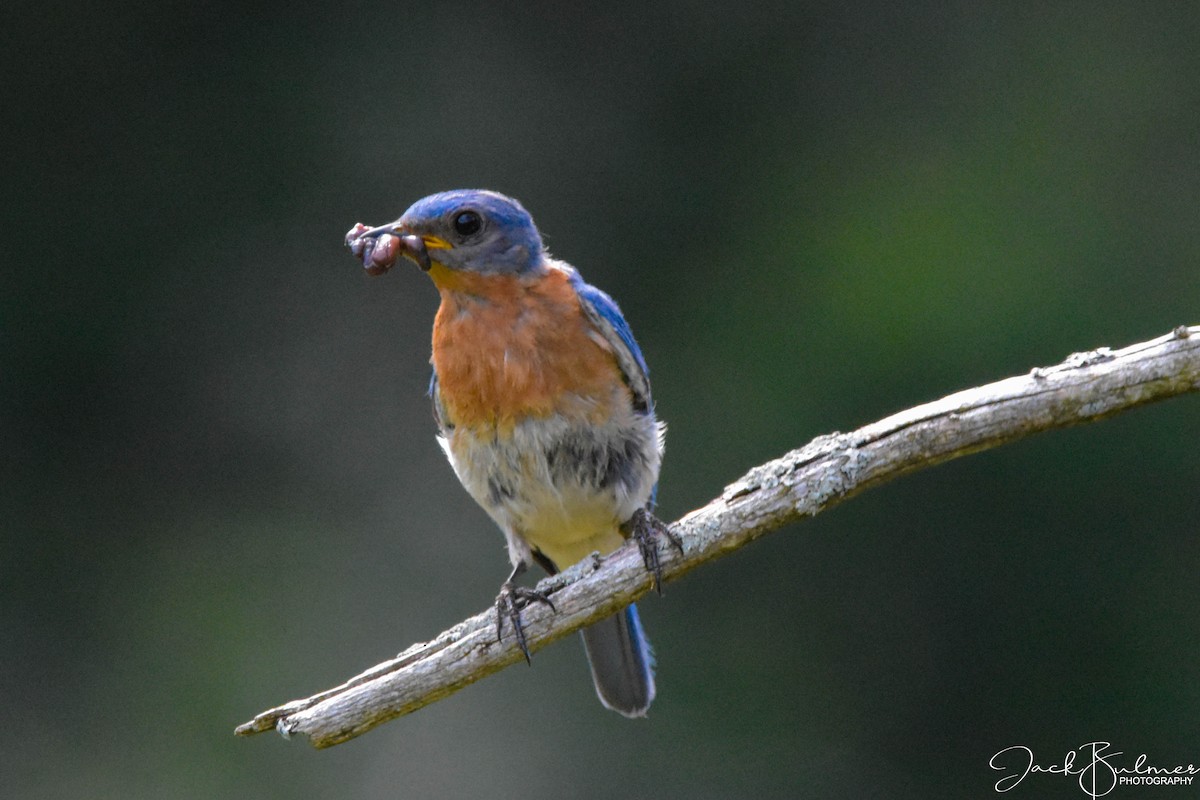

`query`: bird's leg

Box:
[622,508,684,595]
[494,560,556,664]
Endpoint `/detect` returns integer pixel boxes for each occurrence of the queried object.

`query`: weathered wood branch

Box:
[236,325,1199,748]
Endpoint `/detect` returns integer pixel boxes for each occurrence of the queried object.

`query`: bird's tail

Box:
[580,603,655,717]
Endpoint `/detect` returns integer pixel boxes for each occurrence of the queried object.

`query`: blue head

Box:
[386,190,544,275]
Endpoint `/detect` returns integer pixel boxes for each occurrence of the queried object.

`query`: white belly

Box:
[439,407,664,570]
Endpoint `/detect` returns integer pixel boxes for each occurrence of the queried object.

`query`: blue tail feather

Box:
[580,603,655,717]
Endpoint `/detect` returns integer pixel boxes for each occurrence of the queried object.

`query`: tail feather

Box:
[580,603,655,717]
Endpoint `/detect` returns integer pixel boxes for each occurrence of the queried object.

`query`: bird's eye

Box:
[453,210,482,237]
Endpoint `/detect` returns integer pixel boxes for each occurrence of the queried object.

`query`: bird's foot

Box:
[494,582,556,664]
[623,508,683,595]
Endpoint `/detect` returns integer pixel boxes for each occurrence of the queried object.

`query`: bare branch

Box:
[236,325,1200,748]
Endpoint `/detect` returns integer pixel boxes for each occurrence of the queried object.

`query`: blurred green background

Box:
[6,2,1199,798]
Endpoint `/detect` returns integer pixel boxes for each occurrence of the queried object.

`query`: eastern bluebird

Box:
[345,190,674,717]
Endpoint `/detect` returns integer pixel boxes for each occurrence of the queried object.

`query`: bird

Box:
[345,189,675,717]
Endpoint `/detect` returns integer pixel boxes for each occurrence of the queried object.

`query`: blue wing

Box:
[573,272,653,413]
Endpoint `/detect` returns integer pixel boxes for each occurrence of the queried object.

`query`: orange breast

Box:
[430,266,625,430]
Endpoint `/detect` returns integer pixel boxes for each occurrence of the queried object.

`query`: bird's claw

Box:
[495,582,556,664]
[624,508,683,595]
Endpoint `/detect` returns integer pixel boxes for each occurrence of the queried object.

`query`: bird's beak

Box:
[345,222,432,274]
[358,222,402,239]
